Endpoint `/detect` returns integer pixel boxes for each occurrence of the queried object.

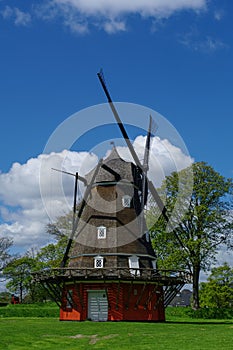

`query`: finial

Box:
[110,141,115,148]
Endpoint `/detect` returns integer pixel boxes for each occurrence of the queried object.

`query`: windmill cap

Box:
[85,147,136,184]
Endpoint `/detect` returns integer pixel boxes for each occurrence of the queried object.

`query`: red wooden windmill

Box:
[34,71,190,321]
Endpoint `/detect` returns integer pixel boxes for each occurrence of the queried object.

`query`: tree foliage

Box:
[200,263,233,308]
[3,221,68,303]
[150,162,233,309]
[3,256,38,303]
[36,236,67,270]
[46,212,73,240]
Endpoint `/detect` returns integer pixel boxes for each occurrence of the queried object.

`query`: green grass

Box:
[0,305,232,349]
[1,316,233,350]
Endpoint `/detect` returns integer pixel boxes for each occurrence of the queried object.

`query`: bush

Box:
[0,303,59,318]
[187,307,233,319]
[166,306,191,319]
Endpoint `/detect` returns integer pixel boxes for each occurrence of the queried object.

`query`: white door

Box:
[88,291,108,321]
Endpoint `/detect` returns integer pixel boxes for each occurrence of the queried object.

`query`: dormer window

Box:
[122,195,131,208]
[97,226,106,239]
[128,255,140,276]
[94,255,104,268]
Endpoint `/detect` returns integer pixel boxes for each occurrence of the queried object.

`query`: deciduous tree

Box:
[200,263,233,308]
[3,256,37,302]
[150,162,233,309]
[0,237,13,272]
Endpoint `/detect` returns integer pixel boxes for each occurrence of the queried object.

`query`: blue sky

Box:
[0,0,232,256]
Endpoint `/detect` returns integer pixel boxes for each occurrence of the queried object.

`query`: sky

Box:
[0,0,232,264]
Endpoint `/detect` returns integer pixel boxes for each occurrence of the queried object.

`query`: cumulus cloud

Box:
[0,150,97,252]
[0,137,193,253]
[114,136,193,187]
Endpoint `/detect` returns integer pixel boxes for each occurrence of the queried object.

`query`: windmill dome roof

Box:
[85,147,135,184]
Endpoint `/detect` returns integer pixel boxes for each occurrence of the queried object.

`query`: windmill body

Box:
[60,148,166,321]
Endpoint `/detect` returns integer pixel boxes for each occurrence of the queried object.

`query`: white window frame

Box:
[122,195,131,208]
[128,255,140,276]
[94,255,104,269]
[145,231,150,243]
[97,226,107,239]
[151,260,157,271]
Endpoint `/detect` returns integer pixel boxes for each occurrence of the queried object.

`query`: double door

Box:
[88,290,108,321]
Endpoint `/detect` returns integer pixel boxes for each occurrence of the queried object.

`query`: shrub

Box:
[0,303,59,318]
[187,307,233,319]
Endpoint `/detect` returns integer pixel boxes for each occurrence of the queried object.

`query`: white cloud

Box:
[52,0,206,17]
[114,135,193,186]
[1,6,31,26]
[0,150,97,252]
[179,28,227,53]
[0,139,192,253]
[103,19,127,34]
[34,0,207,34]
[0,1,208,33]
[14,8,32,26]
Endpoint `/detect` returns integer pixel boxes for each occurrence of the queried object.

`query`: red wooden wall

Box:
[60,282,165,322]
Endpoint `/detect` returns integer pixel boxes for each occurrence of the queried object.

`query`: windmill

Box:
[33,71,191,321]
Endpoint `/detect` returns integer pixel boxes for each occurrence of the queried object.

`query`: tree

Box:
[0,291,11,303]
[46,211,73,240]
[0,237,13,272]
[36,237,67,269]
[200,263,233,308]
[3,256,38,302]
[37,212,71,269]
[150,162,233,309]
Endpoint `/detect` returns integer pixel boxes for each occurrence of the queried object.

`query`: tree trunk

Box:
[192,264,200,310]
[19,278,23,303]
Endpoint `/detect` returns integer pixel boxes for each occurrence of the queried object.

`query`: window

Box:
[97,226,106,239]
[151,260,157,271]
[94,256,104,268]
[145,231,150,243]
[66,289,73,309]
[122,195,131,208]
[128,255,140,276]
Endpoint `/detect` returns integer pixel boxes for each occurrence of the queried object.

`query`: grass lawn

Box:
[1,317,233,350]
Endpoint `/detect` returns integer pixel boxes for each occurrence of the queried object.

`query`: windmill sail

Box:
[61,158,103,267]
[97,71,169,220]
